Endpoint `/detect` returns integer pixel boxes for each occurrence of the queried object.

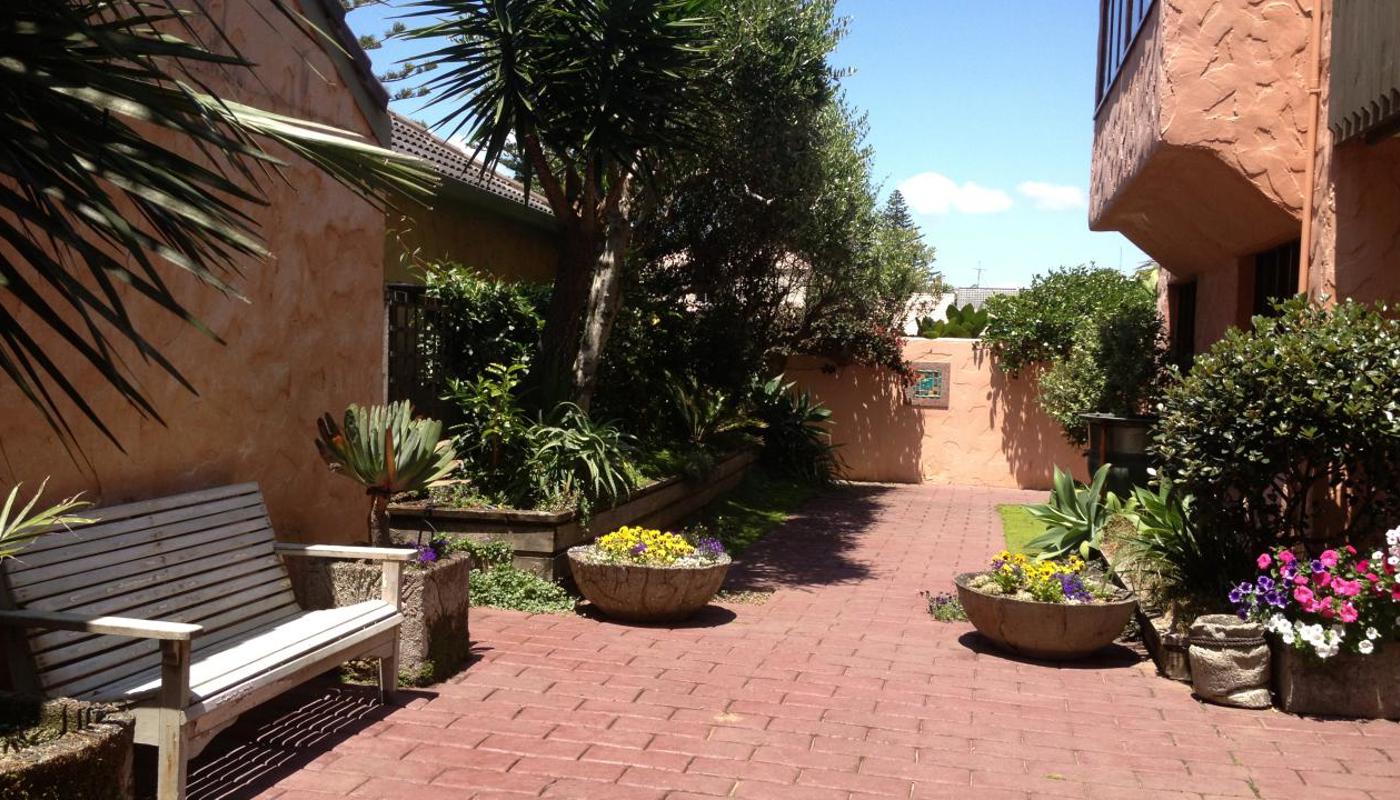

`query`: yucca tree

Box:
[1,1,434,451]
[315,401,457,546]
[401,0,720,410]
[0,480,93,561]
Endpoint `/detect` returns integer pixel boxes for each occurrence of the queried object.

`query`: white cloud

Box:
[1016,181,1087,211]
[898,172,1013,215]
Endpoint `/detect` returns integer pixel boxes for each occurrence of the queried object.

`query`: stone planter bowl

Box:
[568,547,731,623]
[0,695,135,800]
[954,572,1137,661]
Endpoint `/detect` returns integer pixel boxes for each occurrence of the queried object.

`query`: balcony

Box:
[1089,0,1311,270]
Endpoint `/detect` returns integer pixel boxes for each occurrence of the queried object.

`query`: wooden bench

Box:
[0,483,415,800]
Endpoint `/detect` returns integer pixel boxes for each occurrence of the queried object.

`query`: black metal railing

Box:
[385,283,456,425]
[1096,0,1157,106]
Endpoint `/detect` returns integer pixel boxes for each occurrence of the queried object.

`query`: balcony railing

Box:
[1095,0,1156,107]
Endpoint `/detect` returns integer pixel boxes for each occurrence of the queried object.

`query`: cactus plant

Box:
[917,303,989,339]
[315,401,457,546]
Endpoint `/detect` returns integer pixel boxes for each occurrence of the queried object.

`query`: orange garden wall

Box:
[787,339,1086,490]
[0,2,386,546]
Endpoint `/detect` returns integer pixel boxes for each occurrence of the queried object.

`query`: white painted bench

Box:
[0,483,415,800]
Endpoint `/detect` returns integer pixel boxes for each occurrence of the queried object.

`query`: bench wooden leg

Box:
[378,643,399,704]
[157,639,191,800]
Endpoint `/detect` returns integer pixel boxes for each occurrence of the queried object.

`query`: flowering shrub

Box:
[968,551,1112,604]
[1232,529,1400,659]
[590,526,727,567]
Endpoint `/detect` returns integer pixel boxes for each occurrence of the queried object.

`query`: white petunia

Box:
[1359,640,1375,655]
[1367,627,1380,640]
[1373,551,1385,562]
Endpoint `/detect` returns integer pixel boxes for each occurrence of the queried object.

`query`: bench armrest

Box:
[274,543,418,562]
[0,609,203,641]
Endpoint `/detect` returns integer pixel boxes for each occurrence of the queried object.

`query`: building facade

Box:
[1090,0,1400,363]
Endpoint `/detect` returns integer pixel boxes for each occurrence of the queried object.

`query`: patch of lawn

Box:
[997,503,1045,555]
[697,466,818,555]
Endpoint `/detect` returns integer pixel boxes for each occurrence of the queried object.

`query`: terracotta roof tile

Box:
[390,115,553,216]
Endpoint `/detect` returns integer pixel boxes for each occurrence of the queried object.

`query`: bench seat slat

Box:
[83,600,400,705]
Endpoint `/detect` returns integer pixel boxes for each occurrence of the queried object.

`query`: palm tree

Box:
[402,0,720,410]
[1,1,434,450]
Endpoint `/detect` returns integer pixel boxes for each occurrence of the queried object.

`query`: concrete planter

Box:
[954,572,1137,660]
[1273,638,1400,719]
[568,549,731,623]
[390,450,757,580]
[303,556,472,683]
[0,695,134,800]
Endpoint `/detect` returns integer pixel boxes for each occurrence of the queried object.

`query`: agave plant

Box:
[315,402,457,546]
[753,375,841,484]
[667,374,757,450]
[0,480,93,560]
[1025,464,1130,561]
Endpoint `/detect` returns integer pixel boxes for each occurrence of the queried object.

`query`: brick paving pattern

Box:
[192,483,1400,800]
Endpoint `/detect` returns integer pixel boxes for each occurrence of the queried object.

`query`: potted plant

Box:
[310,403,469,683]
[569,526,731,622]
[1231,536,1400,719]
[954,551,1137,660]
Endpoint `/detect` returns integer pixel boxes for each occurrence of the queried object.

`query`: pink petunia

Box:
[1345,545,1357,556]
[1339,603,1359,623]
[1320,550,1339,568]
[1294,586,1315,605]
[1358,560,1370,572]
[1257,553,1272,570]
[1278,551,1296,564]
[1316,571,1332,587]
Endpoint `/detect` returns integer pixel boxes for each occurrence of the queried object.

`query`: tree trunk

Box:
[572,219,632,411]
[368,494,392,547]
[536,230,602,411]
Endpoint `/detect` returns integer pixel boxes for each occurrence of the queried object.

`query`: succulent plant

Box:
[315,401,457,546]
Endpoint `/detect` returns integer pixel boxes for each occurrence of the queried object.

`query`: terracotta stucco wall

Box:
[0,1,387,545]
[385,203,560,285]
[787,340,1086,491]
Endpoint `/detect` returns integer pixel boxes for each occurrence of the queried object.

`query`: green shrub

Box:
[917,303,989,339]
[470,566,575,614]
[752,375,841,483]
[514,403,636,516]
[1152,296,1400,548]
[1112,479,1250,616]
[982,266,1166,445]
[421,263,546,383]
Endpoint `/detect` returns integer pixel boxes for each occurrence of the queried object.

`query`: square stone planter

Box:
[300,555,472,684]
[0,694,134,800]
[1273,638,1400,719]
[389,450,757,580]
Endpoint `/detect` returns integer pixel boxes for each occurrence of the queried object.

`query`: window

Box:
[1096,0,1157,105]
[905,362,951,409]
[1168,281,1197,370]
[1252,240,1300,318]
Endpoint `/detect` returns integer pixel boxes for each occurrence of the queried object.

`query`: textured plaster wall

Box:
[1092,0,1310,277]
[787,340,1086,490]
[385,202,561,285]
[0,1,386,545]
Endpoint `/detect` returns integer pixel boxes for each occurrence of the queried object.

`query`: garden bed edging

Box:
[389,450,757,580]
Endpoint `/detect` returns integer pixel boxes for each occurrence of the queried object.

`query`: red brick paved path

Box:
[190,484,1400,800]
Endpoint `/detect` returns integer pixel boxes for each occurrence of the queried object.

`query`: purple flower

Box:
[1264,589,1284,608]
[630,542,648,556]
[1056,573,1092,603]
[1256,576,1274,591]
[416,544,439,564]
[1228,587,1245,604]
[695,536,725,558]
[1280,564,1297,580]
[1236,608,1250,620]
[1311,559,1326,573]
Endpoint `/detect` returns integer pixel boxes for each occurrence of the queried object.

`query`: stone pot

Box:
[306,555,472,684]
[0,694,134,800]
[954,572,1137,660]
[568,548,731,623]
[1273,637,1400,719]
[1187,615,1271,709]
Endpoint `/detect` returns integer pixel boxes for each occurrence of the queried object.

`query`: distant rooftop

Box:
[952,286,1020,310]
[390,114,554,218]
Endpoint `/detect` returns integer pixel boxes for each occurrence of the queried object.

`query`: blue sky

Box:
[346,2,1147,289]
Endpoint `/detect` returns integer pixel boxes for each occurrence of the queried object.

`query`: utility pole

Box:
[974,265,985,288]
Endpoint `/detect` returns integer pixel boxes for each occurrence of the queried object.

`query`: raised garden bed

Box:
[389,450,757,580]
[0,694,134,800]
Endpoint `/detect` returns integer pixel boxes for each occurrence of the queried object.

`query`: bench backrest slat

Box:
[0,484,303,697]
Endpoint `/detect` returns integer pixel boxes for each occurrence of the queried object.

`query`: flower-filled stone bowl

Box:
[569,526,731,622]
[955,551,1136,660]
